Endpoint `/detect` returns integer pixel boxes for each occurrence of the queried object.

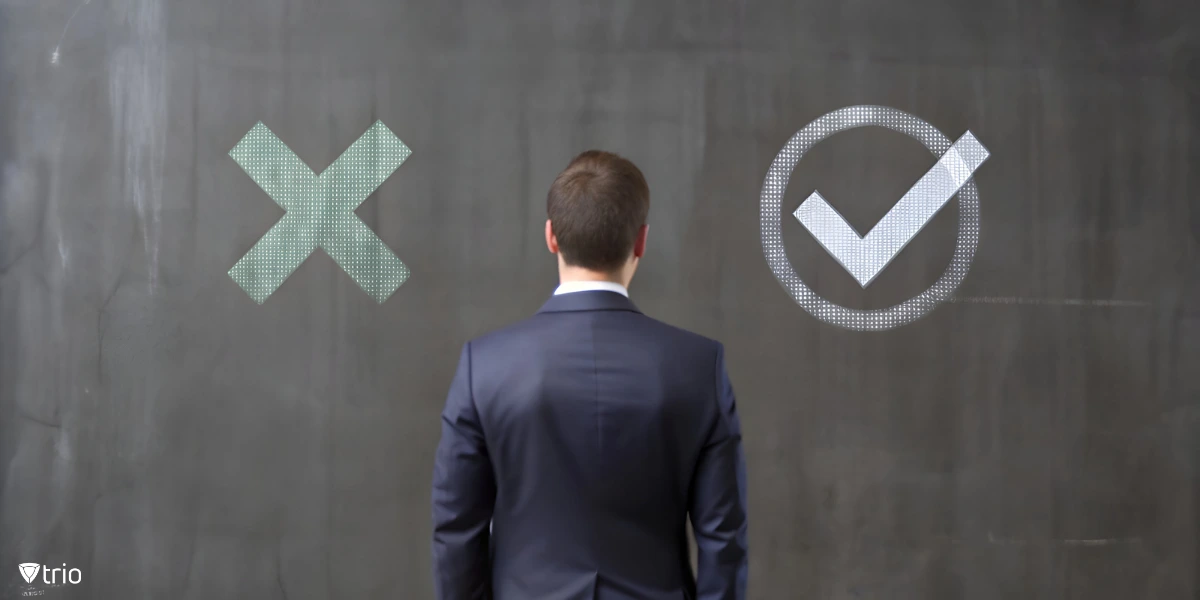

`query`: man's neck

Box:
[558,265,628,288]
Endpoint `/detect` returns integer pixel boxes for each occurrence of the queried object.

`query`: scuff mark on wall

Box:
[108,0,166,291]
[984,532,1143,547]
[50,0,94,66]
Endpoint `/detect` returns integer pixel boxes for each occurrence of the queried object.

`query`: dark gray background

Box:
[2,0,1198,598]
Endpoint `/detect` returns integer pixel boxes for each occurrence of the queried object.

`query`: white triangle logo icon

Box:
[18,563,40,584]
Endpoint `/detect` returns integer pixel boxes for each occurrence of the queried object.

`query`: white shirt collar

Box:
[553,280,629,297]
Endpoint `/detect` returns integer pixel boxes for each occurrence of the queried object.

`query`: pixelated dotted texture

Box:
[228,121,412,304]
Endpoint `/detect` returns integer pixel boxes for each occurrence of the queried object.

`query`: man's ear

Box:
[545,219,558,254]
[632,224,648,259]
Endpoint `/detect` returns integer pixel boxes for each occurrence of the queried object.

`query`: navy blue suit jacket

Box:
[432,290,748,599]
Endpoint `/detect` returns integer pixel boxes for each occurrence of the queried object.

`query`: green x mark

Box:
[229,121,412,304]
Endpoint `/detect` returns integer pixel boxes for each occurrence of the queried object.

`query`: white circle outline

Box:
[760,105,981,331]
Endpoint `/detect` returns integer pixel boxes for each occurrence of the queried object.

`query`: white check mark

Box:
[794,131,990,287]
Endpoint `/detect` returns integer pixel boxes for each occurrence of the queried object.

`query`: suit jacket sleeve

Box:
[432,342,496,599]
[689,342,749,600]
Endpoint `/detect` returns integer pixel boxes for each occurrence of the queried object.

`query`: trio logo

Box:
[18,562,81,585]
[17,564,38,583]
[760,105,990,331]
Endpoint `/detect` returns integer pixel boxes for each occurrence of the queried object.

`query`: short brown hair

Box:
[546,150,650,271]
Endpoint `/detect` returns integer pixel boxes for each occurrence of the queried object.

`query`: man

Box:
[432,150,748,600]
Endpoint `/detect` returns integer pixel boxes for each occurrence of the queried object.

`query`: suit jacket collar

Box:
[537,290,642,314]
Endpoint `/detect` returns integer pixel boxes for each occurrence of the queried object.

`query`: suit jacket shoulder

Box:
[468,307,723,368]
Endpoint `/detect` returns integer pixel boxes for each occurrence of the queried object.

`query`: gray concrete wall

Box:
[1,0,1197,598]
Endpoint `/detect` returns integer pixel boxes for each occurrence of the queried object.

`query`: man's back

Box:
[432,149,747,599]
[432,290,748,599]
